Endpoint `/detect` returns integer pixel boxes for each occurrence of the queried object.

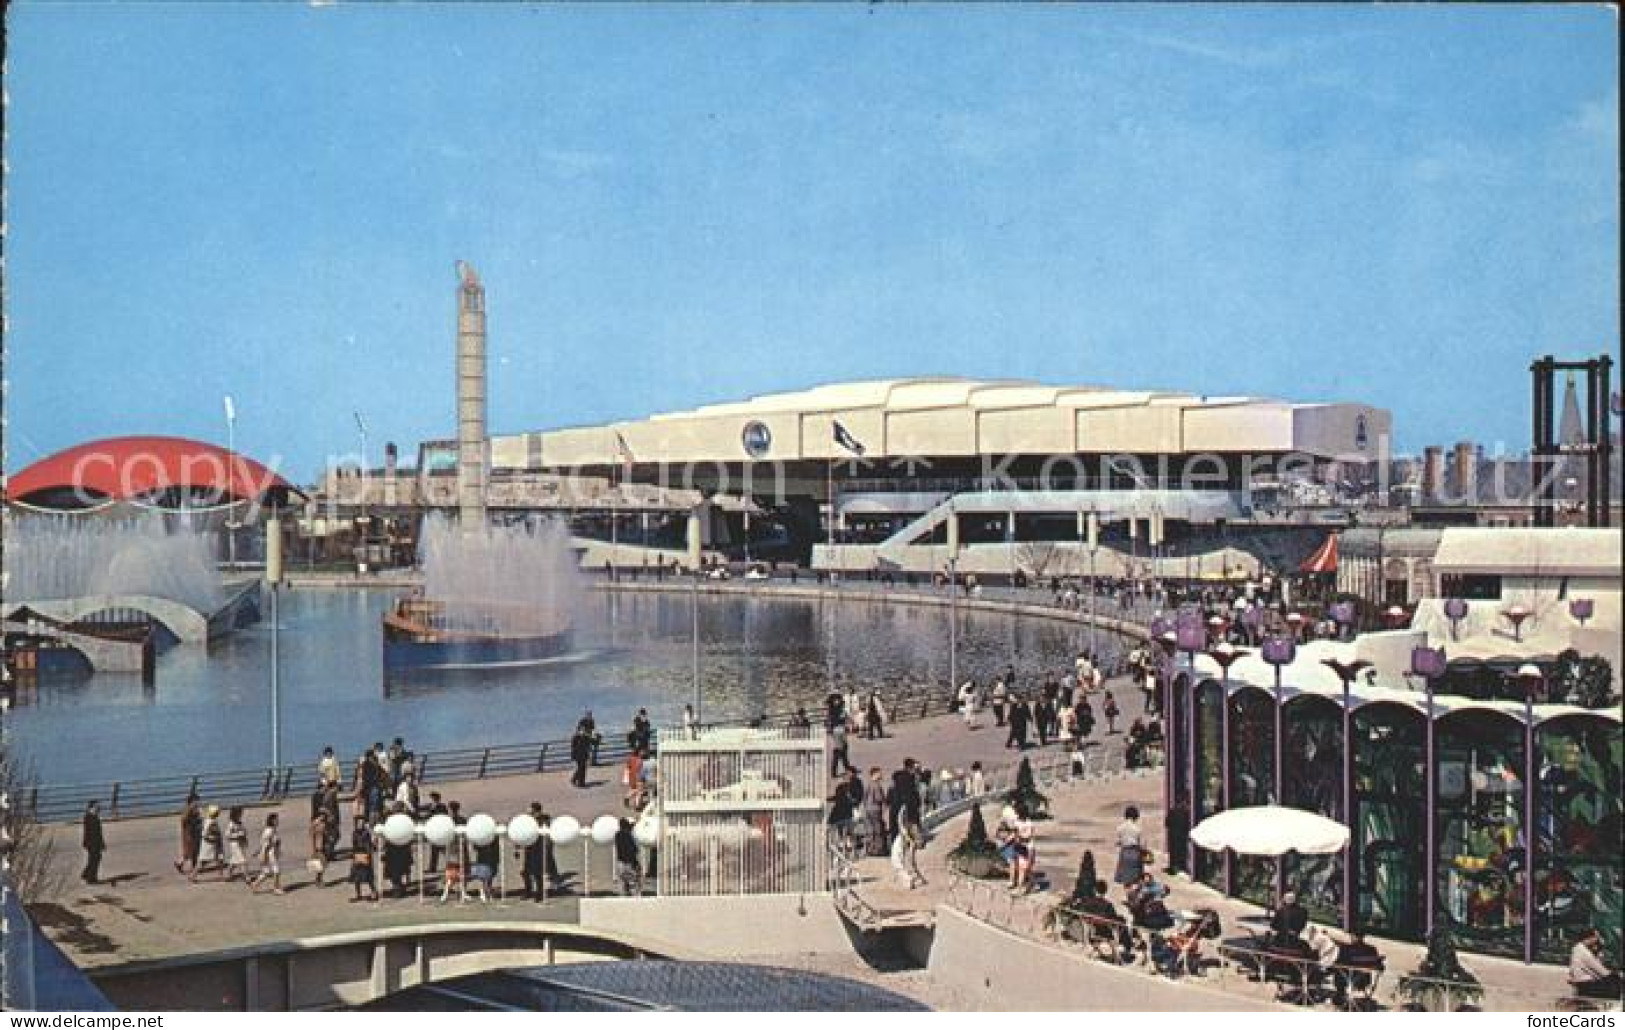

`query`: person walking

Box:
[80,801,105,885]
[175,793,202,876]
[1006,696,1031,749]
[865,691,887,739]
[519,803,551,900]
[1103,691,1121,735]
[829,719,853,777]
[613,818,643,896]
[891,815,926,889]
[424,792,450,873]
[348,816,378,902]
[192,805,224,883]
[224,806,251,882]
[569,725,593,788]
[959,679,980,730]
[382,808,414,898]
[991,678,1008,727]
[1113,806,1145,887]
[250,813,284,894]
[317,746,341,787]
[307,808,330,887]
[862,767,889,857]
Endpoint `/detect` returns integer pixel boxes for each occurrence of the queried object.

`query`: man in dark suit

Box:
[81,801,106,885]
[1271,890,1310,945]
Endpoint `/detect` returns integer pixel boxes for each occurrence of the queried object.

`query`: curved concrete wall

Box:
[88,922,688,1012]
[926,906,1277,1012]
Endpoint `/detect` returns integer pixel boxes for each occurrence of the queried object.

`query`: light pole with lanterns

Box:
[264,513,284,769]
[1323,657,1372,932]
[1208,639,1249,894]
[1514,663,1543,965]
[1174,608,1207,877]
[1261,633,1296,901]
[1411,645,1448,939]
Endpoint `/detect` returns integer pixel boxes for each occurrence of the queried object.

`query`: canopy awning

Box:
[1190,805,1350,857]
[1299,533,1338,574]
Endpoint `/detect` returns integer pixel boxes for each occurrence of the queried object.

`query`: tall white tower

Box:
[455,261,488,530]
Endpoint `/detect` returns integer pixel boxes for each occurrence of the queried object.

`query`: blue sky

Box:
[4,3,1617,481]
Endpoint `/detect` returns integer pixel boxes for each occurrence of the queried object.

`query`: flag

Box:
[832,421,865,457]
[614,431,636,469]
[223,395,236,423]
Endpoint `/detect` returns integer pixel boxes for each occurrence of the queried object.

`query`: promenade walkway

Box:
[33,690,1133,971]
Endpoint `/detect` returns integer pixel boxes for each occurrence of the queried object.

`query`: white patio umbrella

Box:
[1190,805,1349,857]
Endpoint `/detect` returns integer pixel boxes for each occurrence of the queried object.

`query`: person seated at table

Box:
[1126,873,1174,931]
[1270,890,1310,945]
[1153,913,1207,978]
[1330,931,1385,1008]
[1262,930,1320,999]
[1570,928,1623,1001]
[1072,878,1136,962]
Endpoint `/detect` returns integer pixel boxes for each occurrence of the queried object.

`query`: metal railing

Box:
[21,685,964,825]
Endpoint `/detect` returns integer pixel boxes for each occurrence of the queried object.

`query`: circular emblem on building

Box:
[1355,415,1369,452]
[741,421,772,458]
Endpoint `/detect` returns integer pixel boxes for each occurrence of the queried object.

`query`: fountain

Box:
[382,514,581,673]
[3,515,222,614]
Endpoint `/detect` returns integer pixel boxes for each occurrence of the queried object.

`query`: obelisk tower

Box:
[455,261,488,530]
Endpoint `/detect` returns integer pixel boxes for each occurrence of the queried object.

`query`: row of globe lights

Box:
[373,810,659,900]
[377,811,659,849]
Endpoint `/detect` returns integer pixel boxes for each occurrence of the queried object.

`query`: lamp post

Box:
[1322,657,1372,932]
[1444,597,1469,642]
[690,565,701,724]
[1175,609,1207,878]
[354,411,369,573]
[1208,641,1249,895]
[949,499,961,695]
[1262,634,1296,902]
[224,395,237,570]
[1411,645,1448,940]
[1514,663,1543,965]
[264,513,284,770]
[1504,604,1532,643]
[1150,615,1173,793]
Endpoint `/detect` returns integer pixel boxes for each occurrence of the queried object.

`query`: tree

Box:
[1004,757,1050,818]
[947,803,1003,878]
[1067,851,1099,904]
[0,745,64,903]
[1396,927,1483,1011]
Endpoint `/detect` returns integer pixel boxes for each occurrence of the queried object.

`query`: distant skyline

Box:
[4,3,1618,482]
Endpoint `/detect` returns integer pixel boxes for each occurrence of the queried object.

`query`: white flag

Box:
[223,395,236,422]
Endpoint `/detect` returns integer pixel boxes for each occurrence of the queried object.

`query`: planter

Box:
[950,852,1006,879]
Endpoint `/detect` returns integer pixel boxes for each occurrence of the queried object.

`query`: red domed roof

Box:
[8,436,294,506]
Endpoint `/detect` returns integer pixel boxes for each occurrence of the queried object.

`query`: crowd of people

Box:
[153,734,597,904]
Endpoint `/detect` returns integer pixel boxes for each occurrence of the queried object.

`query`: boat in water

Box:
[382,595,572,673]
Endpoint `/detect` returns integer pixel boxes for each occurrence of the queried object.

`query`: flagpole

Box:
[224,396,236,571]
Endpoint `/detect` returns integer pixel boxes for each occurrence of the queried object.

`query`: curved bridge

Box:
[1,580,259,646]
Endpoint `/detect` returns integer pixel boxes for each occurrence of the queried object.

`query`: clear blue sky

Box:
[4,3,1617,481]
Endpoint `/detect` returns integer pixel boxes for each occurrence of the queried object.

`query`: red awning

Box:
[1299,534,1339,574]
